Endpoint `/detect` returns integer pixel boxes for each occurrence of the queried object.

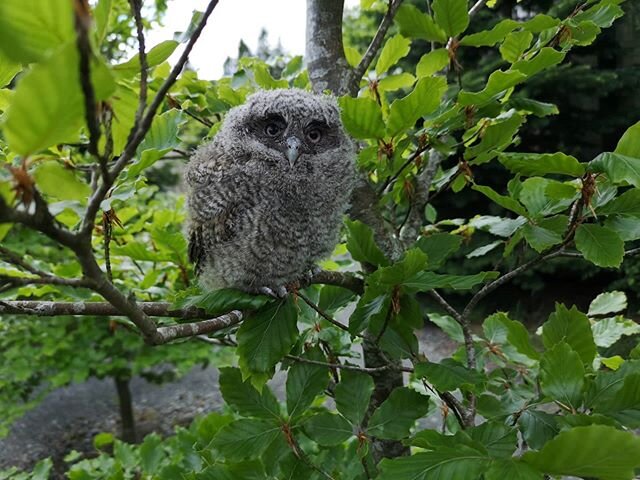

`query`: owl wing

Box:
[185,149,241,275]
[187,205,236,275]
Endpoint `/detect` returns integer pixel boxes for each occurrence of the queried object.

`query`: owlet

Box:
[184,88,355,295]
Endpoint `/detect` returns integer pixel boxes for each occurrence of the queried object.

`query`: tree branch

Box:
[349,0,404,94]
[306,269,364,294]
[0,301,212,318]
[460,248,564,323]
[128,0,148,136]
[468,0,488,17]
[298,291,351,333]
[400,149,445,245]
[428,290,461,322]
[286,355,412,374]
[73,0,102,166]
[155,311,243,344]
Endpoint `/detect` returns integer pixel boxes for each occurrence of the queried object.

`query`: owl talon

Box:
[258,286,288,299]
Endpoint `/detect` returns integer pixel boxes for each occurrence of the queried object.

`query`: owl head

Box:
[216,88,353,173]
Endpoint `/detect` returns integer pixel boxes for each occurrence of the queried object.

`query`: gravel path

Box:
[0,325,456,476]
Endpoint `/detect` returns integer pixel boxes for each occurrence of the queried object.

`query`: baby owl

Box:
[184,88,355,295]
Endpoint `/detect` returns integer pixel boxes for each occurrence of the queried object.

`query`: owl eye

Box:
[264,123,282,137]
[306,129,322,143]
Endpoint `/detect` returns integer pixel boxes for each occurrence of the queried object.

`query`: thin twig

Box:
[297,291,351,333]
[285,355,413,374]
[468,0,488,17]
[349,0,405,93]
[73,0,102,165]
[428,290,462,322]
[128,0,148,139]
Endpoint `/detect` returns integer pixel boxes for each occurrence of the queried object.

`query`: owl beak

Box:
[285,136,301,167]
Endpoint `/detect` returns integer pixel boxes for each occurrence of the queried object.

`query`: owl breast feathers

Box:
[184,88,356,293]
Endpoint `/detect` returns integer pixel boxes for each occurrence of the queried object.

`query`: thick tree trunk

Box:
[114,376,137,443]
[305,0,351,95]
[305,0,408,465]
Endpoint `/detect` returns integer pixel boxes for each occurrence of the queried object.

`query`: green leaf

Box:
[432,0,470,37]
[219,368,281,421]
[338,96,385,139]
[345,219,389,267]
[368,388,430,440]
[498,152,585,177]
[539,342,584,409]
[593,373,640,426]
[590,152,640,188]
[469,422,517,459]
[575,224,624,268]
[500,31,533,63]
[415,359,485,392]
[114,40,180,75]
[416,49,449,77]
[428,313,464,343]
[173,288,271,314]
[614,121,640,158]
[521,14,561,32]
[378,446,490,480]
[33,162,91,202]
[0,54,20,88]
[129,109,183,177]
[237,298,298,374]
[387,76,447,136]
[334,370,374,426]
[212,419,281,461]
[0,0,74,63]
[522,425,640,480]
[542,303,597,367]
[465,111,525,165]
[472,184,528,217]
[597,188,640,216]
[317,285,356,313]
[511,48,565,77]
[592,316,640,348]
[405,270,499,291]
[376,34,411,76]
[460,19,519,47]
[606,215,640,241]
[369,248,428,287]
[414,233,462,269]
[518,177,574,217]
[3,43,116,155]
[482,312,539,361]
[139,434,164,474]
[93,432,115,449]
[522,224,562,253]
[510,97,559,117]
[574,1,625,29]
[485,460,542,480]
[349,290,390,333]
[303,412,353,446]
[459,70,526,106]
[588,291,627,316]
[394,4,447,43]
[377,72,416,91]
[344,46,361,68]
[286,347,328,420]
[518,410,559,450]
[94,0,112,45]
